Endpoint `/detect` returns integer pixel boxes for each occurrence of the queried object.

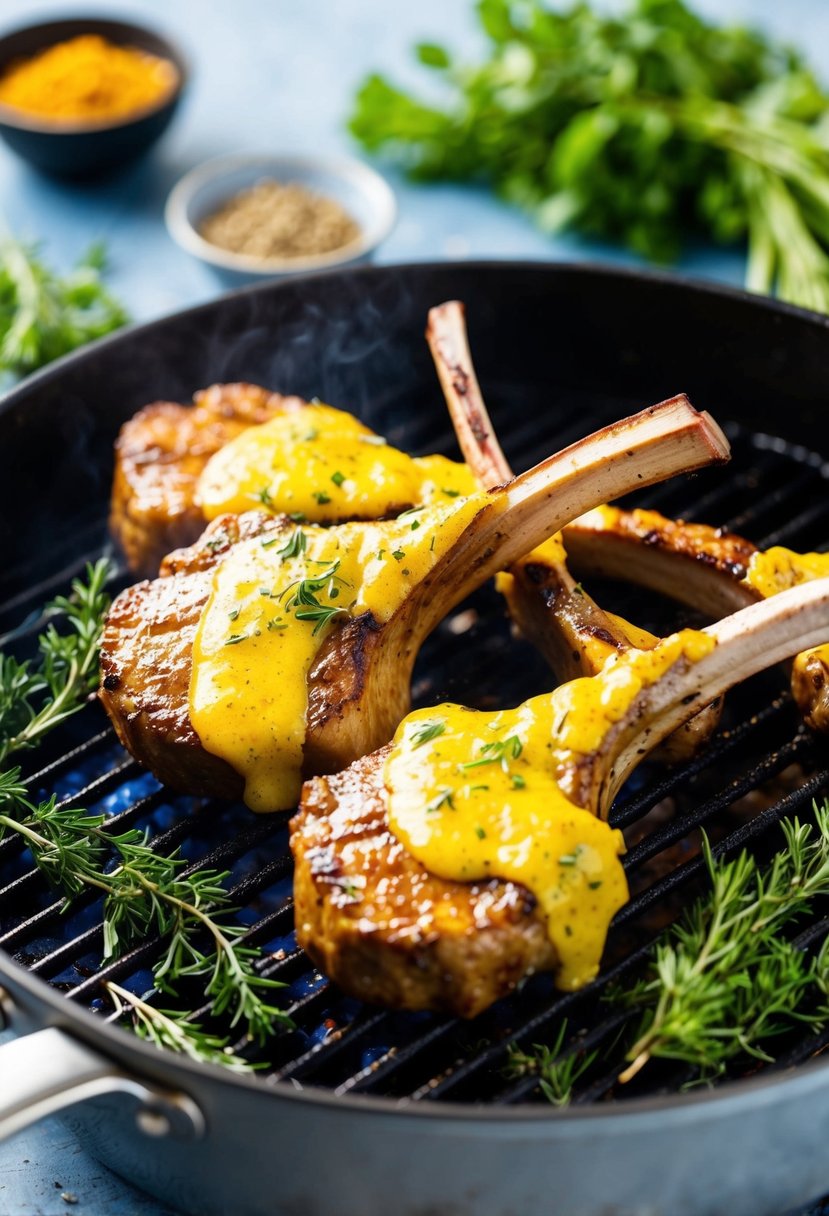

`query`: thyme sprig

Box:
[618,806,829,1084]
[0,779,289,1042]
[105,982,261,1074]
[507,803,829,1104]
[0,558,112,764]
[0,561,290,1066]
[505,1020,598,1106]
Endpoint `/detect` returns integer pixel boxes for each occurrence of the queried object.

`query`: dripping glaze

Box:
[189,493,487,812]
[384,628,715,989]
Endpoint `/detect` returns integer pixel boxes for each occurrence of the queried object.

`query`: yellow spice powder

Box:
[0,34,178,124]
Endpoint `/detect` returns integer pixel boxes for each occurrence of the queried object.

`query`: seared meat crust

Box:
[291,748,555,1018]
[99,510,390,803]
[99,511,288,799]
[110,383,306,576]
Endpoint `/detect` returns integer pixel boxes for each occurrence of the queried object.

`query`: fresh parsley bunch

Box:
[0,238,128,377]
[350,0,829,311]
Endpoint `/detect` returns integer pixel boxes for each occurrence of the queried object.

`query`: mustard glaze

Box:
[190,493,487,812]
[744,547,829,598]
[196,402,476,522]
[385,628,715,989]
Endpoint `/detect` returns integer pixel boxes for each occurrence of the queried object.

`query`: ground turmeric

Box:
[0,34,178,125]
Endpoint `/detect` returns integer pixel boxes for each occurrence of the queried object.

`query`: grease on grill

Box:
[198,179,362,261]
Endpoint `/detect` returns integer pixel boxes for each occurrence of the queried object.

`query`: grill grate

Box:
[3,421,829,1108]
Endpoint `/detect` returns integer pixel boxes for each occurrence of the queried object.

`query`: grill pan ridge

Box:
[2,262,829,1216]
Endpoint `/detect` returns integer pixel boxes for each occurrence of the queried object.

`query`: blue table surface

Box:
[2,0,829,1212]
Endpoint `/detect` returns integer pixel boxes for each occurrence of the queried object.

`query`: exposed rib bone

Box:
[304,395,730,776]
[592,579,829,814]
[563,506,829,734]
[425,299,724,760]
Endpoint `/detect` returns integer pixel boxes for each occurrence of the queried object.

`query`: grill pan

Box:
[2,261,829,1216]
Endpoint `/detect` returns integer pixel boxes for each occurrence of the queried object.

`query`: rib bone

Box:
[564,506,829,734]
[425,299,724,761]
[304,394,730,777]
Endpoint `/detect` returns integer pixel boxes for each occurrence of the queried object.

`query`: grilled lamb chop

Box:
[100,398,728,808]
[110,382,303,576]
[425,299,722,761]
[564,506,829,733]
[292,580,829,1017]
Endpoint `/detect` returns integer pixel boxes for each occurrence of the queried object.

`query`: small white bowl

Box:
[164,152,397,280]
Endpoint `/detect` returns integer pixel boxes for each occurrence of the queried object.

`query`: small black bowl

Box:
[0,16,188,178]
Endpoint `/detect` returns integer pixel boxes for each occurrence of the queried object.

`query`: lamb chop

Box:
[100,397,728,812]
[425,299,722,761]
[564,505,829,733]
[292,579,829,1018]
[111,383,474,578]
[110,382,303,576]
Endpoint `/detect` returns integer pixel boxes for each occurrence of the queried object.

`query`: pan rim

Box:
[3,257,829,1128]
[1,255,829,424]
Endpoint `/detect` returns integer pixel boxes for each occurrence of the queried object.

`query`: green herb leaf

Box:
[0,239,128,378]
[410,719,446,748]
[349,0,829,312]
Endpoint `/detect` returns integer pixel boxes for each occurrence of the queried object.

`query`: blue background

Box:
[1,0,829,1212]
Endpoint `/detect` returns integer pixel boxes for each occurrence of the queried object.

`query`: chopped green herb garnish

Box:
[313,491,332,506]
[392,549,406,562]
[441,488,460,498]
[511,773,527,790]
[331,470,346,487]
[410,719,446,748]
[475,825,487,840]
[461,735,523,772]
[425,787,455,814]
[225,633,248,646]
[280,562,352,635]
[228,608,240,622]
[276,529,308,561]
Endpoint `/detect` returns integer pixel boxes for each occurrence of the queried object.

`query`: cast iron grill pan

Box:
[3,264,829,1216]
[2,416,829,1104]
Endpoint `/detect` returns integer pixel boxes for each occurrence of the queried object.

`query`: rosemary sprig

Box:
[279,561,353,634]
[0,782,289,1042]
[106,982,260,1074]
[509,802,829,1103]
[0,558,112,764]
[618,805,829,1084]
[0,560,290,1063]
[505,1021,597,1107]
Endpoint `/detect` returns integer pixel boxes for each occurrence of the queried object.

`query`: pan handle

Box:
[0,993,205,1143]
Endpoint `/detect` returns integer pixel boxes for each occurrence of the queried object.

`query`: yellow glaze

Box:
[496,532,659,672]
[744,547,829,599]
[197,403,475,522]
[385,627,715,989]
[190,493,487,812]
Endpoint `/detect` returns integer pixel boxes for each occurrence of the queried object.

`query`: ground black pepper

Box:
[199,178,361,260]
